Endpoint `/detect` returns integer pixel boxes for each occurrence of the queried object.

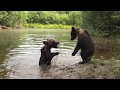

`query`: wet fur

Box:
[39,39,59,65]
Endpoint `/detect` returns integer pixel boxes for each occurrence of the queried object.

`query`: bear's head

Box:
[71,27,79,40]
[43,39,59,48]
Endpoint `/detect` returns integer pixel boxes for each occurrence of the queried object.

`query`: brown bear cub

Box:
[39,39,59,66]
[71,27,95,64]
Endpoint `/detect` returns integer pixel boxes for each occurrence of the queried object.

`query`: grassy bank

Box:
[22,23,108,37]
[23,23,72,29]
[2,23,120,37]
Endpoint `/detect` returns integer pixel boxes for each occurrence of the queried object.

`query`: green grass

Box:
[23,23,72,29]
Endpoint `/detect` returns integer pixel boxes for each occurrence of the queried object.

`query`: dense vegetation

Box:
[1,11,120,36]
[82,11,120,36]
[0,11,82,28]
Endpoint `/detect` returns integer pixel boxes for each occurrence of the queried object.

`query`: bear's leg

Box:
[46,54,53,65]
[39,55,46,66]
[39,60,41,65]
[79,51,89,64]
[46,61,51,65]
[39,60,45,65]
[39,58,47,65]
[87,56,92,62]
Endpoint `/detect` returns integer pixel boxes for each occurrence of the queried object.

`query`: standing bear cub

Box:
[39,39,59,66]
[71,27,95,64]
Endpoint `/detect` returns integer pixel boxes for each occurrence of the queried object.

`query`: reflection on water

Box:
[0,29,120,79]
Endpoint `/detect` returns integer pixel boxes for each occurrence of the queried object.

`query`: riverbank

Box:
[50,59,120,79]
[0,24,72,30]
[0,24,114,37]
[23,23,72,29]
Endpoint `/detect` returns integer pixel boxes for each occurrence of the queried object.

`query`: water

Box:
[0,29,120,79]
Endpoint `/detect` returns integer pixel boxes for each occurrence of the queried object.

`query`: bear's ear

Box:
[43,41,48,45]
[72,27,75,31]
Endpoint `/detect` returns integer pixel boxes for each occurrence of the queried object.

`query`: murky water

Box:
[0,29,120,79]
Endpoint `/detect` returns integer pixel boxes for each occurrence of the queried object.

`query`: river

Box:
[0,29,120,79]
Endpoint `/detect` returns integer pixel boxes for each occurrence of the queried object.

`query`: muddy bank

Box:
[49,59,120,79]
[0,25,23,30]
[0,25,8,29]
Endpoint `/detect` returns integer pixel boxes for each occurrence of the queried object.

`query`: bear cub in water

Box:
[39,39,59,66]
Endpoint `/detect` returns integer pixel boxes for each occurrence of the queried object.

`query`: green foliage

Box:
[0,11,81,28]
[23,23,71,29]
[0,11,9,26]
[69,11,82,26]
[82,11,120,36]
[0,11,28,27]
[1,11,120,36]
[26,11,81,26]
[27,11,67,24]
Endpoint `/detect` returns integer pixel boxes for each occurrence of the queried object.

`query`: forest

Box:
[0,11,120,37]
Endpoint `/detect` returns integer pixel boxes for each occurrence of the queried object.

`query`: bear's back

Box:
[78,29,94,51]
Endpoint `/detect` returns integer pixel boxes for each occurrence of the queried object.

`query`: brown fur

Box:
[71,27,95,64]
[39,39,59,65]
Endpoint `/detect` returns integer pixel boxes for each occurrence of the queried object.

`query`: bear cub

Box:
[71,27,95,64]
[39,39,59,66]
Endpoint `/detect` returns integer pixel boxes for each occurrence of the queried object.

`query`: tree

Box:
[82,11,120,36]
[0,11,28,27]
[69,11,82,26]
